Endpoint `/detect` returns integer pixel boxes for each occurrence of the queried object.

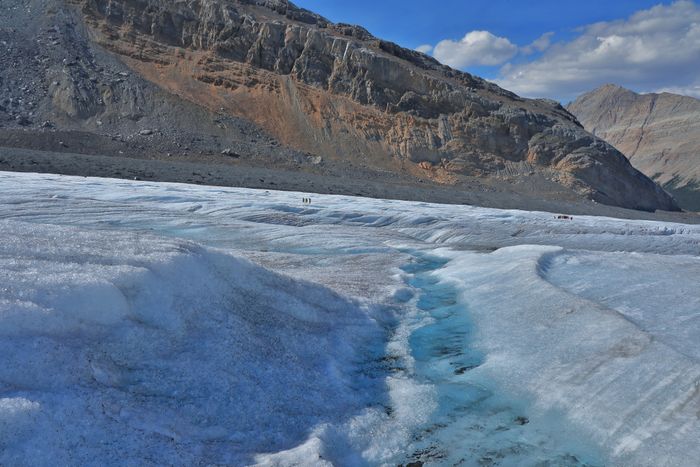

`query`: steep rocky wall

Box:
[0,0,323,167]
[70,0,678,211]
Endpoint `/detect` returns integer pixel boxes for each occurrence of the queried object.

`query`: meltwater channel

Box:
[391,250,601,466]
[113,210,602,465]
[86,216,602,465]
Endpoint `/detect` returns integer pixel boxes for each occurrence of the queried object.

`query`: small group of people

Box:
[302,197,312,205]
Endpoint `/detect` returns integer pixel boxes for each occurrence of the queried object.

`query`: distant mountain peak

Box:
[569,85,700,211]
[598,83,628,91]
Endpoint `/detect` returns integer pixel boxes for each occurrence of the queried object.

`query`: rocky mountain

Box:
[568,85,700,211]
[0,0,679,212]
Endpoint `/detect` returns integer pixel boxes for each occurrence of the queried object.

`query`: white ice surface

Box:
[0,220,386,466]
[546,250,700,361]
[436,246,700,466]
[1,171,699,466]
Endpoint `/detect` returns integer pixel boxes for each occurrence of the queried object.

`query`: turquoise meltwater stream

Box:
[396,251,601,466]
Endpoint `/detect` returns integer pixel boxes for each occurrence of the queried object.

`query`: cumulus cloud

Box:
[432,31,518,68]
[495,0,700,101]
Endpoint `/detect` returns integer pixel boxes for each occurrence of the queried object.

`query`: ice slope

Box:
[436,246,700,466]
[0,220,387,466]
[1,171,700,466]
[546,251,700,361]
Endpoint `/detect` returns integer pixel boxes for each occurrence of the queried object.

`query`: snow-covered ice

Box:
[1,171,699,466]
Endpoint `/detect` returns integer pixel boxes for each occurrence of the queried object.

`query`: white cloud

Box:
[521,32,554,55]
[415,44,434,54]
[495,0,700,101]
[432,31,518,67]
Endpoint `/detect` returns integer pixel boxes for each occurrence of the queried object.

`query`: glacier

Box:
[0,171,699,466]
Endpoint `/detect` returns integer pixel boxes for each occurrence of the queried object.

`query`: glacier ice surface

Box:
[1,171,699,466]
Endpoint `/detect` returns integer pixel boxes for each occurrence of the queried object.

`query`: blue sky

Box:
[294,1,700,102]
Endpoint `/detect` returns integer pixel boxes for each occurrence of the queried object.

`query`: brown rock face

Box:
[568,85,700,210]
[71,0,676,211]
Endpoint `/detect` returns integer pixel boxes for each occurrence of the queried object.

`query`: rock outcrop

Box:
[568,85,700,210]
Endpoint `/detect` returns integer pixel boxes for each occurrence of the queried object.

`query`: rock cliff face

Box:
[59,0,678,211]
[0,0,322,169]
[568,85,700,210]
[0,0,678,211]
